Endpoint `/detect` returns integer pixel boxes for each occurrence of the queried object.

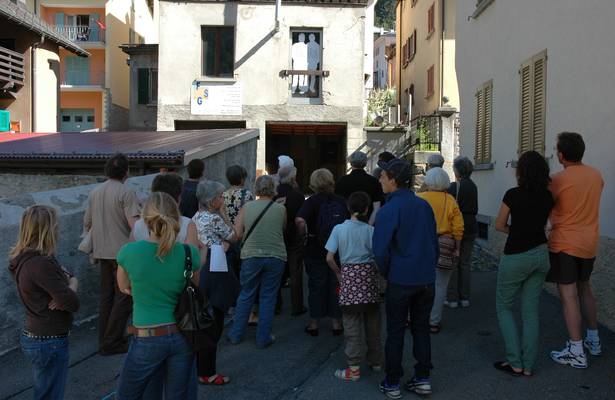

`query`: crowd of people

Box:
[7,131,604,399]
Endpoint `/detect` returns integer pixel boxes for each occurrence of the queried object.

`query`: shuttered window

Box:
[428,4,435,35]
[475,80,493,164]
[518,50,547,155]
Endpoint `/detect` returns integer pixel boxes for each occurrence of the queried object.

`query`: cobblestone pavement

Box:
[1,271,614,400]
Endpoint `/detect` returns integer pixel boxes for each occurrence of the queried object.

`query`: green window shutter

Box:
[138,68,150,104]
[89,13,100,41]
[0,110,9,132]
[55,12,65,28]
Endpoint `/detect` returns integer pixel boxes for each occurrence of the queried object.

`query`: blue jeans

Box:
[117,332,196,400]
[305,257,342,320]
[227,257,285,347]
[385,283,435,385]
[20,334,69,400]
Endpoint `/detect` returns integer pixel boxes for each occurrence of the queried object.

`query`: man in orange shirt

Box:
[548,132,604,369]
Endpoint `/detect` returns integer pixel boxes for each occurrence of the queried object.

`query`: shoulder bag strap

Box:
[182,244,193,286]
[241,200,275,249]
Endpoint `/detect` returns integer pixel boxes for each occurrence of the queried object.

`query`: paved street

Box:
[1,271,614,400]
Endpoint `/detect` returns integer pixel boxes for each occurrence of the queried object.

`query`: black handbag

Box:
[174,244,218,352]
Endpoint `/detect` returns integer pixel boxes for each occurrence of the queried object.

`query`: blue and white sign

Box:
[190,81,242,116]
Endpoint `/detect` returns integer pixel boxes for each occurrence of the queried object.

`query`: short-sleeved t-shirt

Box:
[325,220,374,264]
[502,187,554,255]
[548,164,604,259]
[117,241,201,326]
[296,193,348,259]
[86,179,141,260]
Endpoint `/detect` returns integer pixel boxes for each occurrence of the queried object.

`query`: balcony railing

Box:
[54,25,105,43]
[0,45,25,90]
[61,70,105,87]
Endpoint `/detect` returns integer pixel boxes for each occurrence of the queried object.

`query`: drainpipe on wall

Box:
[31,35,45,133]
[398,0,403,110]
[439,0,445,109]
[274,0,281,32]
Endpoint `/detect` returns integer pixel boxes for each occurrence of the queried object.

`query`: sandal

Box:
[429,324,441,334]
[334,367,360,381]
[198,374,230,385]
[493,362,522,377]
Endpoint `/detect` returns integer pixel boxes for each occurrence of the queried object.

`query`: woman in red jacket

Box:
[9,205,80,400]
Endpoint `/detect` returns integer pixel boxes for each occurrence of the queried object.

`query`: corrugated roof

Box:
[0,0,89,57]
[0,129,259,172]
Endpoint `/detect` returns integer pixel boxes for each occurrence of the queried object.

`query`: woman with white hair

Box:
[417,167,464,334]
[227,175,287,348]
[192,180,240,385]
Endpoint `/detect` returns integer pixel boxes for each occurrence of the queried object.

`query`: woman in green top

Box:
[116,192,201,400]
[227,175,287,348]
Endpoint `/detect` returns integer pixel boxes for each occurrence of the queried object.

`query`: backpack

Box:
[316,196,347,246]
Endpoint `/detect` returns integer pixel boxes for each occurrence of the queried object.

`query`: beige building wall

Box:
[396,0,458,119]
[157,1,367,172]
[34,46,61,132]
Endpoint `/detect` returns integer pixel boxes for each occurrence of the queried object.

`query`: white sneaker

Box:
[444,301,458,309]
[460,300,470,308]
[550,342,588,369]
[584,338,603,356]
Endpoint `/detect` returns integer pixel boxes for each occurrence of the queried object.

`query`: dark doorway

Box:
[174,120,246,130]
[266,122,346,193]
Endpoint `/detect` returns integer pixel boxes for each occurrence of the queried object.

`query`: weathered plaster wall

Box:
[157,1,367,172]
[0,136,257,354]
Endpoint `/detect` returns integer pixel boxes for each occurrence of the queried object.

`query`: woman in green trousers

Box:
[493,151,554,377]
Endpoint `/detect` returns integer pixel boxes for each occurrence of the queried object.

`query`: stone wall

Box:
[0,136,257,354]
[0,174,103,200]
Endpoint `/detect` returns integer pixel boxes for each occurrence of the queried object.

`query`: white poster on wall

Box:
[190,81,242,116]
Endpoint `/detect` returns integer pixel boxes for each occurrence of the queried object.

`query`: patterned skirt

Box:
[339,263,380,312]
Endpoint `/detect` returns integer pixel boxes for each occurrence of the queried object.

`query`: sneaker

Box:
[379,380,402,399]
[550,342,588,369]
[584,338,603,356]
[444,301,458,309]
[334,367,360,381]
[460,300,470,308]
[405,376,432,395]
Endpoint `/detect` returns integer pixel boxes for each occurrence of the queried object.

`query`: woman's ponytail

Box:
[142,192,180,258]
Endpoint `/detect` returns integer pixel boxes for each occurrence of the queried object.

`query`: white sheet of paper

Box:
[209,244,228,272]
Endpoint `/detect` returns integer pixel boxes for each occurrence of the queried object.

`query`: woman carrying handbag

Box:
[115,192,201,400]
[418,167,464,334]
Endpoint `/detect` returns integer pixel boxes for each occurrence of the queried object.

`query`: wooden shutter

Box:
[475,80,492,164]
[55,12,65,28]
[475,88,484,163]
[518,50,547,156]
[532,52,547,154]
[138,68,150,104]
[518,61,532,155]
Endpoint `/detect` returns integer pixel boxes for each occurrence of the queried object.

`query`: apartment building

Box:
[0,0,87,133]
[156,0,374,185]
[396,0,458,120]
[456,0,615,301]
[373,29,395,89]
[27,0,156,131]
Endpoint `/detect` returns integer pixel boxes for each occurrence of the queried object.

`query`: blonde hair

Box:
[309,168,335,194]
[10,205,58,259]
[142,192,180,258]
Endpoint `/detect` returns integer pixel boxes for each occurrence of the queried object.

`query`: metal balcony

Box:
[54,25,105,43]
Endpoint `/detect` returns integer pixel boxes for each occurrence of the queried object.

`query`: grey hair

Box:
[254,175,278,197]
[196,180,225,209]
[427,153,445,168]
[278,166,297,185]
[348,151,368,169]
[453,156,474,178]
[424,167,450,192]
[309,168,335,194]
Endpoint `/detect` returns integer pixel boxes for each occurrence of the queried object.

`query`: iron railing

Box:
[61,69,105,87]
[408,115,441,152]
[54,25,105,43]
